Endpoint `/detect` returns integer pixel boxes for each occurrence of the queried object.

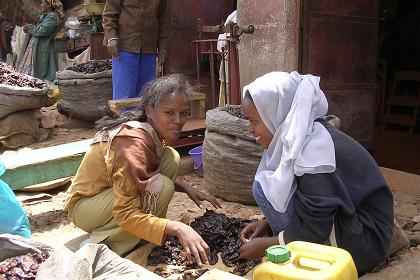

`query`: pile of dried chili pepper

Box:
[0,62,44,89]
[148,210,261,278]
[67,60,112,74]
[226,105,245,119]
[0,252,48,279]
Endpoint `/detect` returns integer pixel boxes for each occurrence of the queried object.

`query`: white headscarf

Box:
[243,71,336,213]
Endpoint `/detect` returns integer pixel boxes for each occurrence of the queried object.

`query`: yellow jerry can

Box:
[253,241,358,280]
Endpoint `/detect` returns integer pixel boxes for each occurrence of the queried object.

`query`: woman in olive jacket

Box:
[21,0,63,81]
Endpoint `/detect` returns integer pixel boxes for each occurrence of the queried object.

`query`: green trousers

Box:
[69,147,179,255]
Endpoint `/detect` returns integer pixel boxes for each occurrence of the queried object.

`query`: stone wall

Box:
[237,0,300,89]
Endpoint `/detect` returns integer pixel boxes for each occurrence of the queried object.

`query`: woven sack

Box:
[56,67,112,121]
[203,106,263,205]
[0,84,50,119]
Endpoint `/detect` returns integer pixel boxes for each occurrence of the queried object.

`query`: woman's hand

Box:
[240,219,270,243]
[186,187,222,209]
[175,180,222,209]
[22,24,31,33]
[165,221,210,266]
[239,236,278,260]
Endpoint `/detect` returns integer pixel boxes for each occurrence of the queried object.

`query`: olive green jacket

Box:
[27,12,60,81]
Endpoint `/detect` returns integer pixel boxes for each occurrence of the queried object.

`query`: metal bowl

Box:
[82,3,105,16]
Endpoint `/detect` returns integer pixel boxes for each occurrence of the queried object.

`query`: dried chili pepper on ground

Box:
[148,210,261,278]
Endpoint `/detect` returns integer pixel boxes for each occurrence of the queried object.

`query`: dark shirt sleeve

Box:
[281,120,394,274]
[102,0,121,43]
[282,172,353,244]
[157,0,170,53]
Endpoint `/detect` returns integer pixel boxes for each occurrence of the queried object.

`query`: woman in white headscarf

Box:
[238,71,393,275]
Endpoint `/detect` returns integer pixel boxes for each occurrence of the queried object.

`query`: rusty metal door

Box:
[167,0,235,75]
[300,0,378,150]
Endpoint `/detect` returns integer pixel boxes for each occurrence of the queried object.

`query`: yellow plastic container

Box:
[253,241,358,280]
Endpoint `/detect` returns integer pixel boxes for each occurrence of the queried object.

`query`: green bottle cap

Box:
[265,245,291,263]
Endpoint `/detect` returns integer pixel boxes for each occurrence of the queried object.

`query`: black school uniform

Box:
[282,119,394,275]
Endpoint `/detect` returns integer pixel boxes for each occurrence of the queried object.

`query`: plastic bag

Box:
[36,244,165,280]
[0,161,31,238]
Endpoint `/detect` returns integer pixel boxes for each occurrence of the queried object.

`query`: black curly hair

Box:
[96,74,193,131]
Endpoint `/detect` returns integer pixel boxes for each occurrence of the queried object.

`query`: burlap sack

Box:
[56,67,112,121]
[0,83,50,119]
[203,106,263,205]
[0,110,40,149]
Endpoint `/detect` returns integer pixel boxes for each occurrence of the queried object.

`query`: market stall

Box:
[64,2,109,60]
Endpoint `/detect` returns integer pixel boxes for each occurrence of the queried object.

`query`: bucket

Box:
[189,145,204,177]
[253,241,357,280]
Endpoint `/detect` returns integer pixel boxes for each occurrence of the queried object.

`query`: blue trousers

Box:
[252,181,295,235]
[112,50,156,100]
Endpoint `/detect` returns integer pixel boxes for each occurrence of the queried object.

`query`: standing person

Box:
[19,0,64,81]
[102,0,170,100]
[0,13,14,62]
[217,10,236,106]
[65,74,221,265]
[238,71,394,275]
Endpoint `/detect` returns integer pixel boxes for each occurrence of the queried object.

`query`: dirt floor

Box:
[15,171,263,279]
[18,172,262,249]
[4,106,420,279]
[13,168,420,279]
